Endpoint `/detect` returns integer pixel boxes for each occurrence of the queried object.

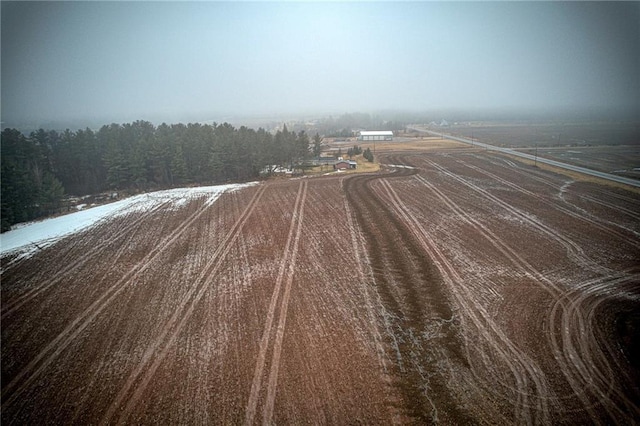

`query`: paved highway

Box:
[408,126,640,188]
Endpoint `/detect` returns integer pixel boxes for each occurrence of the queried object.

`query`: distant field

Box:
[519,145,640,180]
[330,136,468,154]
[443,121,640,180]
[446,121,639,148]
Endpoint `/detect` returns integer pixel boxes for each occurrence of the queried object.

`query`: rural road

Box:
[408,126,640,188]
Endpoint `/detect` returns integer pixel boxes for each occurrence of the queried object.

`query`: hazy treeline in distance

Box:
[3,107,634,232]
[303,112,407,138]
[0,121,318,232]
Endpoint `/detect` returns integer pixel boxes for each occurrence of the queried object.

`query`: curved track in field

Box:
[547,270,640,422]
[457,154,640,248]
[340,151,639,423]
[426,153,640,422]
[378,169,552,424]
[409,171,559,420]
[344,165,473,423]
[421,156,611,276]
[392,151,639,423]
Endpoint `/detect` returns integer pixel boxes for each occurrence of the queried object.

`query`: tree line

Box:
[310,112,407,138]
[1,120,312,231]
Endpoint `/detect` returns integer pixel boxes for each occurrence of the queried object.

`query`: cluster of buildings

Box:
[265,130,392,175]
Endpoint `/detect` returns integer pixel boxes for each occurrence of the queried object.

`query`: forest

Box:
[1,121,317,232]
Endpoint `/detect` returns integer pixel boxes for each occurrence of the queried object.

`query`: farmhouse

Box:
[334,160,357,170]
[357,130,393,141]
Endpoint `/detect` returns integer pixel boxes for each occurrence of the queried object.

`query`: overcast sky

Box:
[2,1,639,126]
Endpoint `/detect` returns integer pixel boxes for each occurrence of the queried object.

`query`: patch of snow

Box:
[558,180,573,202]
[387,164,416,169]
[1,182,257,258]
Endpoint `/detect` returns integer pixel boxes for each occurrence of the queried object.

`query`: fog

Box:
[2,1,638,128]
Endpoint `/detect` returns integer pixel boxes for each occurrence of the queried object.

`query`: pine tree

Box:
[170,144,188,185]
[312,133,322,157]
[363,147,374,162]
[295,131,310,164]
[1,128,65,230]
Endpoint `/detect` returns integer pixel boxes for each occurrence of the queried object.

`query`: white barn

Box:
[357,131,393,141]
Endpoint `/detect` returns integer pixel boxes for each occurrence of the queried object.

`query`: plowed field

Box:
[2,148,639,424]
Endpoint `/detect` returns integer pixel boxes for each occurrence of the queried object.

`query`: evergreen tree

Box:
[170,144,188,185]
[38,172,65,216]
[363,147,374,162]
[295,131,310,163]
[150,123,173,186]
[257,128,277,175]
[312,133,322,157]
[105,145,129,189]
[347,145,362,158]
[1,128,65,230]
[1,117,328,229]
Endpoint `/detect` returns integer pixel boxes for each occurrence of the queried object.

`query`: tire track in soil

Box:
[486,152,640,217]
[244,180,307,426]
[262,180,308,424]
[573,192,640,224]
[415,154,640,423]
[377,175,551,424]
[1,202,171,320]
[548,271,640,423]
[1,195,225,409]
[101,184,267,424]
[340,177,392,380]
[475,153,640,237]
[342,165,472,424]
[423,156,611,276]
[457,157,640,250]
[412,173,557,289]
[411,167,623,421]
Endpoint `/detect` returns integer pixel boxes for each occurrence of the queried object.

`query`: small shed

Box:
[334,160,357,170]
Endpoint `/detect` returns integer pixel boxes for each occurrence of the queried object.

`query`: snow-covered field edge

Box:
[0,182,258,259]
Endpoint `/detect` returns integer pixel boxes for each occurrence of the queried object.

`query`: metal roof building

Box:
[357,131,393,141]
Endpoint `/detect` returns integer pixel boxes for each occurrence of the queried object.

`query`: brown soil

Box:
[2,147,639,424]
